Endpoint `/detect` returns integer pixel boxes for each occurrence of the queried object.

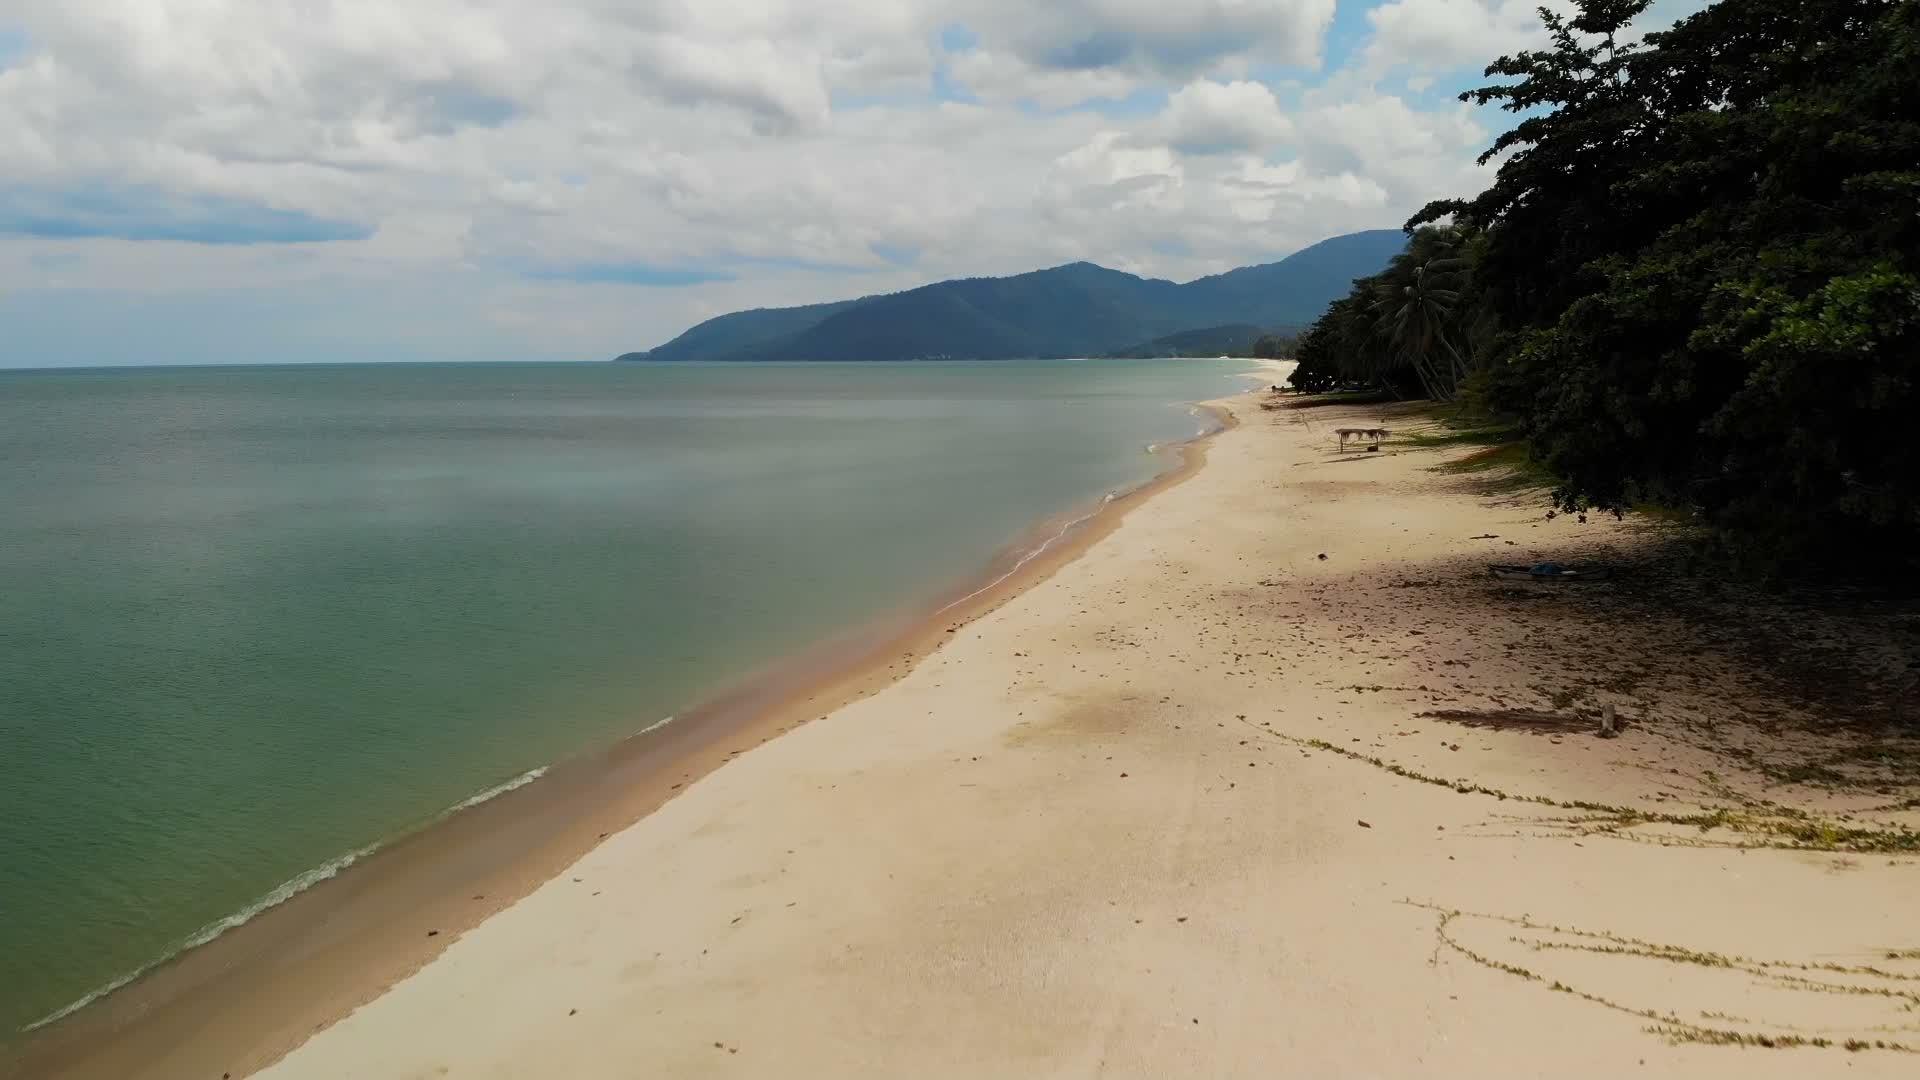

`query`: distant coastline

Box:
[616,324,1299,365]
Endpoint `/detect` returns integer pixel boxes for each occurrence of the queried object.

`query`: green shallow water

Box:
[0,358,1249,1033]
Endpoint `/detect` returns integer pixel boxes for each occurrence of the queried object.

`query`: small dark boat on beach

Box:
[1489,562,1613,582]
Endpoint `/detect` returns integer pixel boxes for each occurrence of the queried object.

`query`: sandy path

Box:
[255,379,1920,1078]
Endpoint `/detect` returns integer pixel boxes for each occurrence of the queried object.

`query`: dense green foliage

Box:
[629,231,1404,362]
[1295,0,1920,570]
[1288,225,1485,398]
[1250,332,1299,360]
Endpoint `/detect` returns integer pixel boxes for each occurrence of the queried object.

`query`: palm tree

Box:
[1369,230,1473,400]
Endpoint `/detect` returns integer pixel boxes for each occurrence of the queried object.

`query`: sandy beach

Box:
[31,368,1920,1078]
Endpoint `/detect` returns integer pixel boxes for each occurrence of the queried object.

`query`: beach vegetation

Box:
[1290,0,1920,573]
[1250,332,1298,360]
[1406,901,1920,1053]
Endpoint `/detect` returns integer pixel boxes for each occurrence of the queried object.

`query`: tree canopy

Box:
[1291,0,1920,572]
[1251,332,1299,360]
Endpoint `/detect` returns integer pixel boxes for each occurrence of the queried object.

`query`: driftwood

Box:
[1335,427,1390,450]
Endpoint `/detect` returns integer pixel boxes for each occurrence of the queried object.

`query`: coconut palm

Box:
[1370,233,1473,400]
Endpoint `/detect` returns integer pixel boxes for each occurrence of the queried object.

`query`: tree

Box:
[1285,225,1480,399]
[1388,0,1920,572]
[1370,228,1475,400]
[1251,332,1300,360]
[1286,311,1348,393]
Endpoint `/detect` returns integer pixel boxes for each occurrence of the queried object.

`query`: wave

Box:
[934,501,1107,617]
[448,765,549,814]
[21,763,553,1034]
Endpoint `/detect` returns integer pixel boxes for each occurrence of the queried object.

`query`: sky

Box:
[0,0,1707,367]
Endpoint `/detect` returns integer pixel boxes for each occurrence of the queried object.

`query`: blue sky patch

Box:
[711,251,914,276]
[525,263,737,287]
[929,60,977,105]
[870,242,921,267]
[1043,30,1134,71]
[411,84,518,134]
[0,187,372,244]
[1320,1,1376,72]
[0,26,31,70]
[937,23,978,52]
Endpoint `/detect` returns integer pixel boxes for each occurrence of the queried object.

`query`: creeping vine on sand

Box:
[1403,901,1920,1053]
[1233,716,1920,854]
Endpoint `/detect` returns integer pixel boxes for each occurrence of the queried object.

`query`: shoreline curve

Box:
[7,391,1246,1080]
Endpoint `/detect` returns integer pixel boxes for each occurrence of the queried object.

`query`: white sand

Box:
[258,373,1920,1078]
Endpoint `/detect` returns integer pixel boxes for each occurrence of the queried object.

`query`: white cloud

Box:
[1363,0,1713,74]
[1296,91,1486,185]
[955,0,1337,76]
[1363,0,1560,72]
[944,0,1335,107]
[1218,159,1391,221]
[0,0,1549,365]
[1048,132,1186,212]
[945,50,1142,108]
[1157,79,1292,155]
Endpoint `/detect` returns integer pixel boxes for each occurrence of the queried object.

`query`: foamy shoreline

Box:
[19,760,560,1039]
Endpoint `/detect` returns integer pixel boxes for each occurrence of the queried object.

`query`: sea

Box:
[0,357,1251,1036]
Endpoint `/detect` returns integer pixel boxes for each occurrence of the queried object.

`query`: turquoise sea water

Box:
[0,358,1249,1035]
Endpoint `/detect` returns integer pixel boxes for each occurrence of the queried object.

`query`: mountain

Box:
[618,297,870,363]
[1172,231,1413,326]
[1098,324,1273,359]
[623,229,1404,363]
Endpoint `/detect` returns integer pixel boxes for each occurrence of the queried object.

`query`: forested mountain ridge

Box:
[620,230,1405,362]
